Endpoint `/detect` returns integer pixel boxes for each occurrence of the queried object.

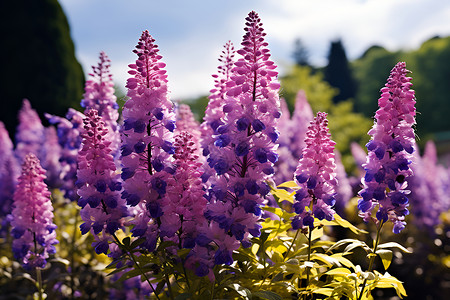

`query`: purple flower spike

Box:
[0,122,20,233]
[201,11,281,266]
[10,154,58,269]
[81,51,121,157]
[292,112,337,229]
[120,30,175,250]
[77,109,128,252]
[358,62,416,233]
[15,99,45,164]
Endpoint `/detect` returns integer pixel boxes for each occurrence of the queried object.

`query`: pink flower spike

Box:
[292,112,337,229]
[11,154,58,269]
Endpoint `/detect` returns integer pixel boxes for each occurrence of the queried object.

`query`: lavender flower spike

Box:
[0,121,20,232]
[292,112,337,230]
[202,11,281,265]
[77,109,128,254]
[120,30,175,250]
[81,51,121,156]
[358,62,416,234]
[10,153,58,269]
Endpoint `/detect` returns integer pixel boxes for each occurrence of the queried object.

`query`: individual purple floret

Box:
[77,109,128,254]
[10,153,58,269]
[81,51,121,157]
[120,30,175,250]
[358,62,416,234]
[202,11,281,265]
[292,112,337,230]
[0,121,20,233]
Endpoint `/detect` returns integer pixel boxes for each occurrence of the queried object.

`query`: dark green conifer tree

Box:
[324,39,357,104]
[0,0,84,134]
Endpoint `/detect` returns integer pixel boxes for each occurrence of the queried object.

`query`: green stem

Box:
[70,212,78,300]
[36,267,43,300]
[283,228,300,261]
[357,221,384,300]
[304,227,313,300]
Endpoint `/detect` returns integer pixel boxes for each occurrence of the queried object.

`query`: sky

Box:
[59,0,450,100]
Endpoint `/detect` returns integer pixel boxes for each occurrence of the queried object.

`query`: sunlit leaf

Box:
[253,290,283,300]
[376,249,393,270]
[377,242,412,253]
[277,181,298,189]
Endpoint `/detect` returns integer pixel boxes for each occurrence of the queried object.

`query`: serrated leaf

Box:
[376,249,393,270]
[253,290,283,300]
[277,181,298,189]
[377,242,412,253]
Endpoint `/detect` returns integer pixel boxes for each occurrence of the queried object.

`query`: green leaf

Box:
[227,283,251,299]
[376,249,393,270]
[277,181,298,189]
[325,267,352,276]
[377,242,412,253]
[253,290,283,300]
[316,213,367,234]
[130,238,145,249]
[312,288,333,296]
[270,188,295,204]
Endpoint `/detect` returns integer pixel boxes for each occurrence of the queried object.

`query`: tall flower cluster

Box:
[202,11,281,265]
[176,104,201,157]
[81,51,121,156]
[15,99,45,163]
[77,109,128,254]
[292,112,337,230]
[0,121,20,231]
[10,154,58,269]
[162,131,207,247]
[274,91,314,184]
[408,141,449,230]
[120,30,175,250]
[47,109,85,201]
[200,41,236,160]
[358,62,416,234]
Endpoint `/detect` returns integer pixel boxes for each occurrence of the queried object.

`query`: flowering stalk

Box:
[46,109,85,201]
[357,62,416,300]
[358,62,416,234]
[292,112,337,230]
[0,121,20,233]
[77,109,128,254]
[81,51,121,156]
[201,11,281,266]
[10,153,58,271]
[200,41,236,160]
[120,30,175,250]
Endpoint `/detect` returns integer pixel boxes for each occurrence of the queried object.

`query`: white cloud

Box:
[60,0,450,99]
